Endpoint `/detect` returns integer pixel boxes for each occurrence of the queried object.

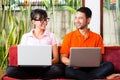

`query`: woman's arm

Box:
[52,44,59,64]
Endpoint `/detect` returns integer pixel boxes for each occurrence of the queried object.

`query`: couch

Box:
[2,46,120,80]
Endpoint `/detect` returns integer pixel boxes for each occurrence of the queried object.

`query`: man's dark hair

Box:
[31,9,48,21]
[77,7,92,18]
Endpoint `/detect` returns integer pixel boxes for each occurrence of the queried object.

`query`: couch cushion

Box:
[2,76,42,80]
[9,46,18,66]
[2,75,73,80]
[104,46,120,72]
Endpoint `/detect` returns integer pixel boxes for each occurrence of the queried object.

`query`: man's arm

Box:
[60,54,70,65]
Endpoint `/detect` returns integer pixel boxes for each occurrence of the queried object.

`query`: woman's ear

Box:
[31,20,36,28]
[31,20,35,24]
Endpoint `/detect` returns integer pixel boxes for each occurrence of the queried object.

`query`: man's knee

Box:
[102,62,114,72]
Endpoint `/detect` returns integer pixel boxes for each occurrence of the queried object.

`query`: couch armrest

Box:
[9,46,18,66]
[104,46,120,72]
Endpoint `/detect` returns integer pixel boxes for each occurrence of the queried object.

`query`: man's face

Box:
[74,11,90,29]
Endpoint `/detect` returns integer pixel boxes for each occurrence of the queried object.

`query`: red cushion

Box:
[2,75,72,80]
[2,76,18,80]
[104,46,120,72]
[2,76,42,80]
[9,46,18,66]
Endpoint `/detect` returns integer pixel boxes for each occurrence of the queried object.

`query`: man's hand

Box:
[60,54,70,65]
[73,66,80,69]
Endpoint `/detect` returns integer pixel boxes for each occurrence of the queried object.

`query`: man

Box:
[60,7,114,80]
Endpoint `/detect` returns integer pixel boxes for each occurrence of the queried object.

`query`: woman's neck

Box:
[33,29,45,39]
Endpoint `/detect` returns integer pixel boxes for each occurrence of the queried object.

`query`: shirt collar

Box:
[75,28,91,39]
[28,29,49,37]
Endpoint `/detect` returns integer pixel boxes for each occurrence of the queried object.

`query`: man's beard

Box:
[78,24,87,29]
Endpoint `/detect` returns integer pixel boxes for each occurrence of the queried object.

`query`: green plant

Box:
[104,0,120,45]
[115,0,120,44]
[0,2,31,69]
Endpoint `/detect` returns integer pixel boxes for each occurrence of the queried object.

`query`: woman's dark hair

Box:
[77,7,92,18]
[31,9,48,21]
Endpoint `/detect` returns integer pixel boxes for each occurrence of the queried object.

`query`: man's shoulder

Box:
[90,31,102,37]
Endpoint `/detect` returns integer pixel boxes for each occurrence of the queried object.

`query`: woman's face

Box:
[32,14,48,30]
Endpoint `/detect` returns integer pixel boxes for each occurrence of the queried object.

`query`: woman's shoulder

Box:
[22,30,33,37]
[45,31,55,36]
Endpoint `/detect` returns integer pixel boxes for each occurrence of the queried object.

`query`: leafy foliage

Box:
[0,2,31,69]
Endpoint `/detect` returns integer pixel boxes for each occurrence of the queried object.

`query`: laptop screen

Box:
[69,47,101,67]
[18,45,52,66]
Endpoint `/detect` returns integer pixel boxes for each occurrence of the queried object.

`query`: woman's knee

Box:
[51,64,65,75]
[6,66,18,76]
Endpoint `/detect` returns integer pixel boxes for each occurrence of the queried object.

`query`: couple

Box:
[6,7,114,80]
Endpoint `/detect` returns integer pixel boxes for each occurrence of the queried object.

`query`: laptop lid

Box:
[18,45,52,66]
[69,47,101,67]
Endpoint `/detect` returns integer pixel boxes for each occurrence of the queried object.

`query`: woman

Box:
[6,9,64,79]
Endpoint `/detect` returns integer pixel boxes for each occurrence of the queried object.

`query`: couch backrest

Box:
[104,46,120,72]
[9,46,120,72]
